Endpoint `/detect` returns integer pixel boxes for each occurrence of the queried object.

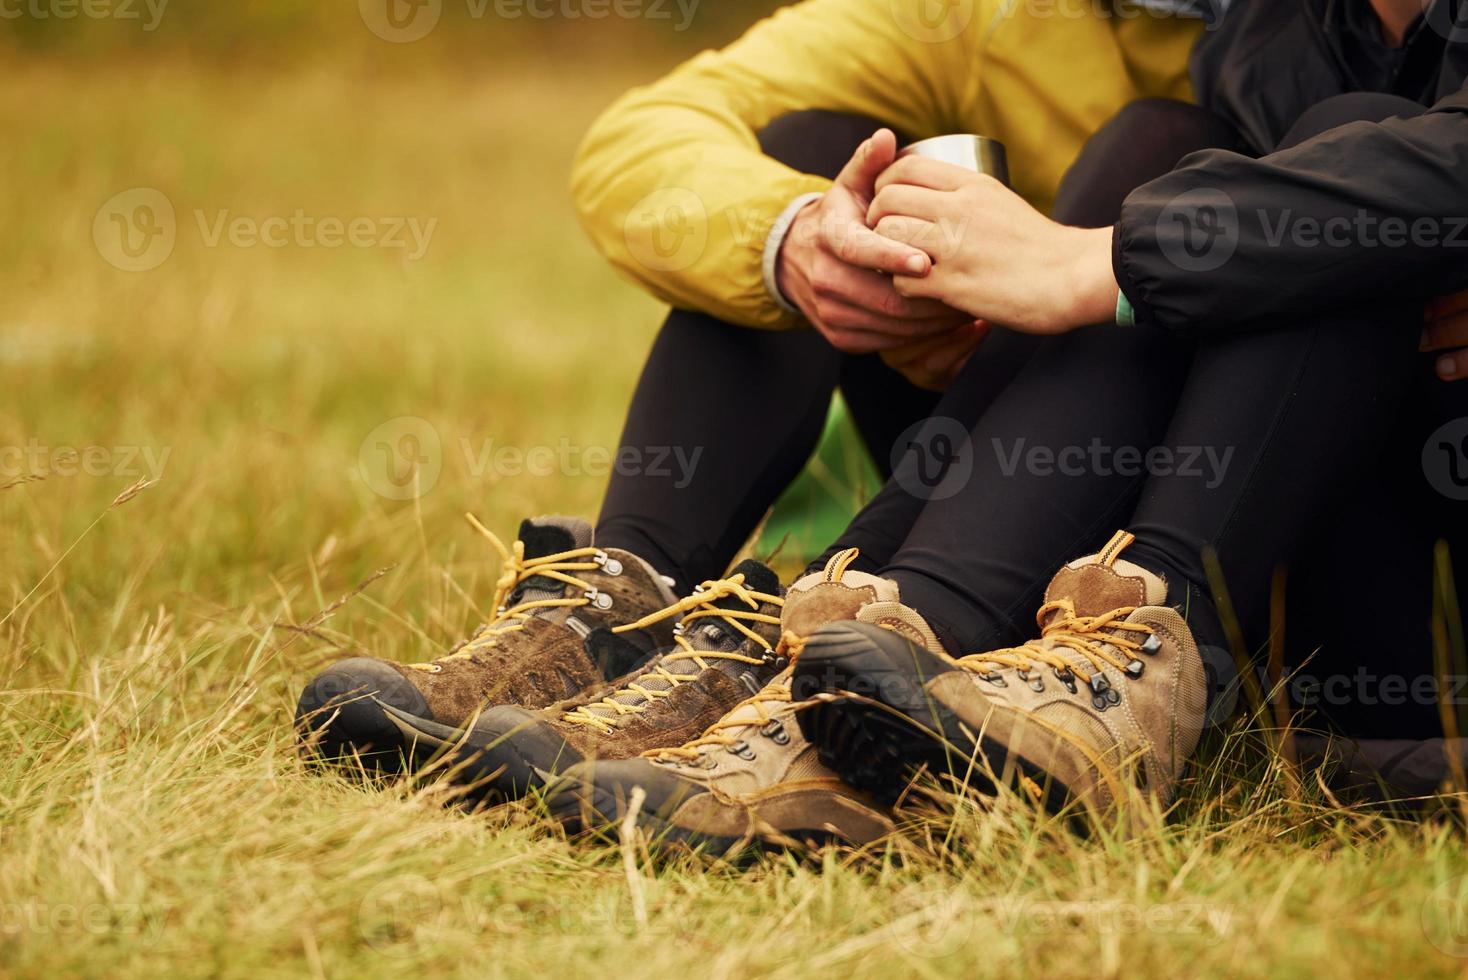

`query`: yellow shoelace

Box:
[561,574,783,734]
[407,514,606,673]
[958,597,1156,689]
[646,681,792,763]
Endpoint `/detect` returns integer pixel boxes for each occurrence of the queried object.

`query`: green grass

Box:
[5,54,1468,979]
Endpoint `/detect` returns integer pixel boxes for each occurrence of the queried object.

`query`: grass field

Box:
[5,53,1468,979]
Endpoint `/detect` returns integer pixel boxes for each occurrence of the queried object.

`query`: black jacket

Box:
[1114,0,1468,332]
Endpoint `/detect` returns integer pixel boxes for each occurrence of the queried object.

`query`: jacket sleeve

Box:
[569,0,981,330]
[1114,81,1468,334]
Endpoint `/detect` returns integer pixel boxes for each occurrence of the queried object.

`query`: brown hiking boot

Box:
[792,531,1209,817]
[378,559,787,799]
[546,549,935,852]
[295,515,678,772]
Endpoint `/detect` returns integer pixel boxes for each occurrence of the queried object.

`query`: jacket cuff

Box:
[1115,290,1136,327]
[1111,218,1156,328]
[762,192,825,314]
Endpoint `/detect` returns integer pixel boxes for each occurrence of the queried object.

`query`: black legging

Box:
[595,112,1035,591]
[592,103,1172,592]
[596,98,1468,739]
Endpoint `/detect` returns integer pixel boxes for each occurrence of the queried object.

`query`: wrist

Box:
[766,193,824,316]
[775,199,822,317]
[1061,226,1121,329]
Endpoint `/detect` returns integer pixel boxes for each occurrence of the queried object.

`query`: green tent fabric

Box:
[755,394,880,572]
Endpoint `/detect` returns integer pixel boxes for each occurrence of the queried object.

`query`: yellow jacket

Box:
[572,0,1200,330]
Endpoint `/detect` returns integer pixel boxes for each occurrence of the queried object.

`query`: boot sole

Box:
[295,693,414,776]
[546,779,745,854]
[793,622,1074,814]
[545,778,853,859]
[380,702,581,804]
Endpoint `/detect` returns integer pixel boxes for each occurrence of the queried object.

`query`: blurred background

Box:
[3,0,871,688]
[2,1,787,55]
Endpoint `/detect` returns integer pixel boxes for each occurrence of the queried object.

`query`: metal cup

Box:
[896,134,1009,186]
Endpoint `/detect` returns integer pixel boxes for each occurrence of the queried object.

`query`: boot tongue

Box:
[1042,532,1168,624]
[686,559,780,646]
[502,516,594,615]
[517,516,592,559]
[578,560,781,721]
[721,559,780,604]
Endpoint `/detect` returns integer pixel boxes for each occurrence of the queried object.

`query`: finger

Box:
[882,322,988,391]
[871,214,942,255]
[1422,312,1468,351]
[828,219,931,276]
[825,262,958,319]
[1438,350,1465,381]
[868,184,949,227]
[892,271,941,300]
[881,321,984,365]
[874,155,972,194]
[815,300,964,349]
[873,215,953,263]
[1427,289,1468,321]
[918,321,989,371]
[817,320,917,355]
[833,129,899,199]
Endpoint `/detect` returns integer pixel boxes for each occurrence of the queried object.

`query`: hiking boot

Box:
[294,515,678,772]
[379,559,786,799]
[545,548,933,852]
[793,531,1209,816]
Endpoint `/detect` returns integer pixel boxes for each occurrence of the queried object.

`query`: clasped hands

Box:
[777,127,1114,391]
[778,127,1465,388]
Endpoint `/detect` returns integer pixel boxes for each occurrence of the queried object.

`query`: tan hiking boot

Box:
[546,549,937,851]
[379,559,787,799]
[295,515,678,772]
[792,531,1209,816]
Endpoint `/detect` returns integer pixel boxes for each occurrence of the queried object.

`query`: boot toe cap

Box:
[548,758,704,830]
[295,657,429,768]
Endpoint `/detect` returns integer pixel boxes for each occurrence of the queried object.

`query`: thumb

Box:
[834,128,898,200]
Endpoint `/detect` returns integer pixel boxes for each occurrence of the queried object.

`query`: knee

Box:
[1089,99,1241,164]
[1054,99,1240,227]
[1280,93,1425,148]
[756,110,896,179]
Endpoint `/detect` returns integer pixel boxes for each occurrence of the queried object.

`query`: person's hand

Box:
[777,129,977,356]
[1423,289,1468,381]
[880,320,991,391]
[867,157,1118,334]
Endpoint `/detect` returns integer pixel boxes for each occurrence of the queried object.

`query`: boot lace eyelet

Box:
[1017,669,1044,693]
[761,721,790,745]
[730,740,756,761]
